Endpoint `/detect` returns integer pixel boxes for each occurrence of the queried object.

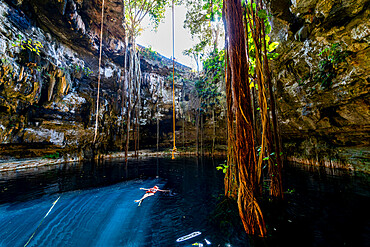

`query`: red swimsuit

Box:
[146,188,158,194]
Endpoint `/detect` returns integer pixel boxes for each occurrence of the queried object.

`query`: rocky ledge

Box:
[269,0,370,172]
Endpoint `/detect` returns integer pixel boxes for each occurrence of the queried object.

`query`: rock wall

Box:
[0,0,201,160]
[269,0,370,172]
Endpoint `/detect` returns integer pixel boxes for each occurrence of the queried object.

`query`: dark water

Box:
[269,164,370,247]
[0,157,369,247]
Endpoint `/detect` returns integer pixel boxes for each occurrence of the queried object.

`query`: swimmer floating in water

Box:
[134,186,170,206]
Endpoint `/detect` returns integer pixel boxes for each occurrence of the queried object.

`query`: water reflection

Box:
[0,156,229,247]
[0,158,369,247]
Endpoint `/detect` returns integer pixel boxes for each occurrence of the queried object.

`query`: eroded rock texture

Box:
[269,0,370,172]
[0,0,197,160]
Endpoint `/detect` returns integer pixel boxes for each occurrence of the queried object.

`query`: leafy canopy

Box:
[183,0,224,59]
[123,0,172,39]
[195,49,224,109]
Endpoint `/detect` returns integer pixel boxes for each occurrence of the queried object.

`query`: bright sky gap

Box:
[136,4,197,69]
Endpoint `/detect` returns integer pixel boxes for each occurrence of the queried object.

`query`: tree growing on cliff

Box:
[121,0,171,160]
[183,0,226,155]
[195,49,224,154]
[184,0,223,53]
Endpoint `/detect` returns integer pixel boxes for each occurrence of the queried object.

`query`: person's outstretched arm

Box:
[158,189,171,192]
[140,188,149,190]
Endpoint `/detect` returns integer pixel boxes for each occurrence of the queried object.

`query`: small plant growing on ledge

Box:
[313,43,348,89]
[69,64,93,77]
[11,35,43,56]
[139,46,162,61]
[42,152,60,159]
[59,63,93,77]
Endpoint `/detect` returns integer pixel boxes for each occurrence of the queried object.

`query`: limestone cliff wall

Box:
[269,0,370,172]
[0,0,197,160]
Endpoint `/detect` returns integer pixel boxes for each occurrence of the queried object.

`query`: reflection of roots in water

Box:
[209,197,246,241]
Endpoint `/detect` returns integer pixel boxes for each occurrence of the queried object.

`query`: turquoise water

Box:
[0,157,228,246]
[0,157,369,246]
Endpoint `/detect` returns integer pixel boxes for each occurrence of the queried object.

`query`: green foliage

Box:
[286,188,295,193]
[244,3,279,83]
[216,160,229,173]
[313,43,348,88]
[263,180,270,191]
[69,64,93,77]
[42,152,60,159]
[184,0,224,62]
[166,71,183,87]
[183,41,207,71]
[0,56,10,65]
[203,0,222,21]
[195,49,224,110]
[123,0,171,38]
[184,0,222,38]
[11,35,43,56]
[139,46,162,61]
[203,49,224,74]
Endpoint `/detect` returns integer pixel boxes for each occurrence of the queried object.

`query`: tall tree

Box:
[122,0,170,161]
[223,0,266,236]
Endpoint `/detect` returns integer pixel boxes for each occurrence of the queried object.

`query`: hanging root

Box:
[237,184,266,237]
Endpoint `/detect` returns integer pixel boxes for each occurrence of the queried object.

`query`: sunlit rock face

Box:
[269,0,370,172]
[0,0,193,160]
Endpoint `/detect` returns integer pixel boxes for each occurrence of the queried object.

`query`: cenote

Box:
[1,0,369,246]
[0,157,369,247]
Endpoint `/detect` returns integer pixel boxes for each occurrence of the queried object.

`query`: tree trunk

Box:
[223,0,266,236]
[125,44,132,162]
[212,109,216,155]
[134,48,141,156]
[182,114,185,148]
[200,113,203,155]
[157,113,159,152]
[224,47,238,199]
[182,84,185,149]
[196,109,199,156]
[134,107,137,157]
[262,20,283,199]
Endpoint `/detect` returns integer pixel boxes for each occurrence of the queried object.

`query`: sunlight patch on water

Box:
[0,178,165,247]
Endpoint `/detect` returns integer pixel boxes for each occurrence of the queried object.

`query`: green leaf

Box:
[265,35,270,44]
[265,22,271,34]
[267,52,279,59]
[257,9,267,19]
[268,42,279,51]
